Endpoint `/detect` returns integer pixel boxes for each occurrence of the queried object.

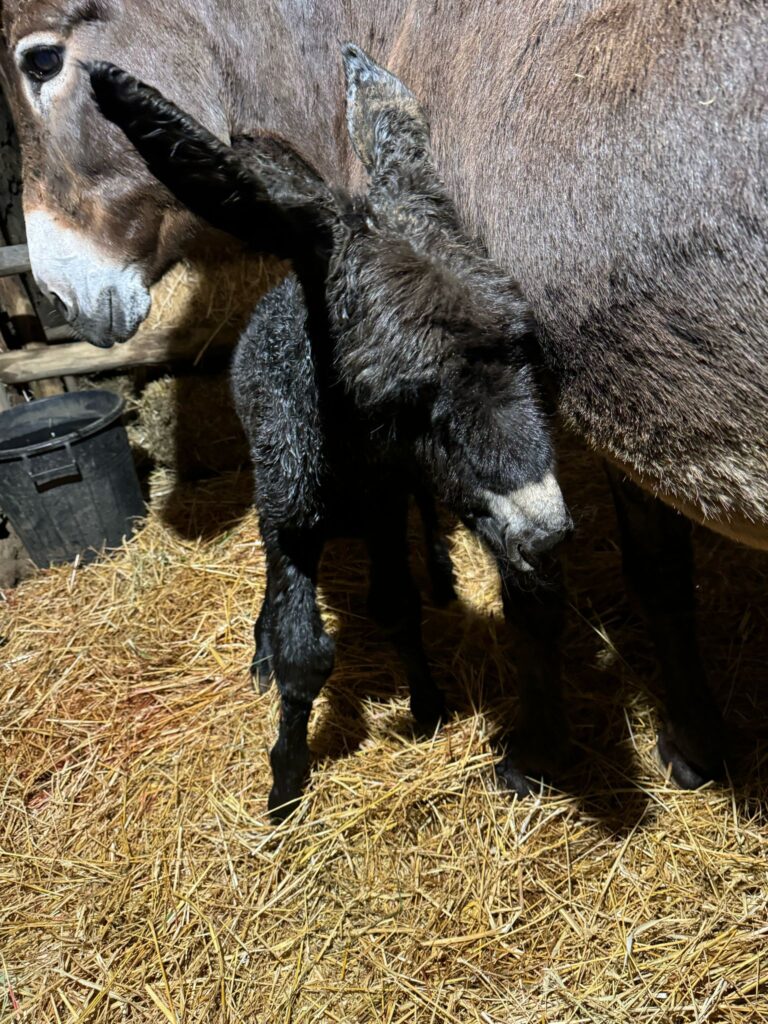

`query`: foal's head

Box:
[86,52,571,570]
[335,45,572,569]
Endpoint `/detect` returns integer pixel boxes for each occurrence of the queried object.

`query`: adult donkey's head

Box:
[0,0,229,345]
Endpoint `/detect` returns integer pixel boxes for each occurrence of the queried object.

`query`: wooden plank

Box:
[0,327,233,383]
[45,324,75,343]
[0,244,30,277]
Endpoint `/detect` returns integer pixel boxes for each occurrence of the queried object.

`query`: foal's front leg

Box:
[365,494,447,730]
[413,486,458,607]
[494,556,570,796]
[260,521,334,820]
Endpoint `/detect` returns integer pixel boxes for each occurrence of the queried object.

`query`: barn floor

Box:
[2,434,767,1023]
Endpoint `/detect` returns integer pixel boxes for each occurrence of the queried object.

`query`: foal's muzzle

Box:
[478,471,572,572]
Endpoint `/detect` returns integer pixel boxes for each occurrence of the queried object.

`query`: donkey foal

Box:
[88,47,572,818]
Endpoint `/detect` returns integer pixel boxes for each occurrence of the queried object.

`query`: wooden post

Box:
[0,84,66,400]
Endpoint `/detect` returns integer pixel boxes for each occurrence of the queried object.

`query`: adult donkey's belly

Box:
[385,0,768,548]
[605,455,768,550]
[417,5,768,548]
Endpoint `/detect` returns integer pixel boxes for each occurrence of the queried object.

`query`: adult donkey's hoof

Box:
[657,727,725,789]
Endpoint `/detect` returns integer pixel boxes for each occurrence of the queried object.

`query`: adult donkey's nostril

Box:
[49,290,72,320]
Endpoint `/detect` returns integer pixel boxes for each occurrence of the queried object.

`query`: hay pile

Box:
[128,375,248,479]
[2,434,767,1023]
[141,242,283,349]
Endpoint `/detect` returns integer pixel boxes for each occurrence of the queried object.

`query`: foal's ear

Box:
[340,43,420,169]
[85,62,289,249]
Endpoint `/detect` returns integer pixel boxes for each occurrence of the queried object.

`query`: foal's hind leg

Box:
[366,494,447,730]
[494,557,570,796]
[606,468,725,787]
[251,579,276,692]
[261,521,335,820]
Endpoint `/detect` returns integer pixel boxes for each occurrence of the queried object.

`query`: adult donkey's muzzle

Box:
[25,209,151,347]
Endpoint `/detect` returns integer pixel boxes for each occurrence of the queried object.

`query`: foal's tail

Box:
[86,62,333,260]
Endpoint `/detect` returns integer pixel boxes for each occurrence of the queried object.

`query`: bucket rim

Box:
[0,390,126,462]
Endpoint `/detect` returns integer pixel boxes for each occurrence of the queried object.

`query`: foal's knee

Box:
[273,628,336,704]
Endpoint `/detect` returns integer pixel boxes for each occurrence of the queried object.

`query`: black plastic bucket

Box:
[0,390,145,567]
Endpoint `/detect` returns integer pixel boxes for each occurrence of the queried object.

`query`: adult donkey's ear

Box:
[86,62,307,259]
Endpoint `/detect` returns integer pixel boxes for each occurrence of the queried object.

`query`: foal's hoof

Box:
[657,729,725,790]
[494,757,551,798]
[250,649,274,694]
[495,723,571,798]
[410,689,449,734]
[267,786,302,823]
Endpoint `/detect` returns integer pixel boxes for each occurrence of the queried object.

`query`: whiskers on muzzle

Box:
[476,471,573,572]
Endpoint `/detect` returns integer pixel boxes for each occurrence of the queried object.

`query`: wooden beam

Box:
[0,244,30,277]
[0,326,234,383]
[45,324,75,342]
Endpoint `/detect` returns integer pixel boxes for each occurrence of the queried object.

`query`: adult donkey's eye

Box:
[21,46,64,83]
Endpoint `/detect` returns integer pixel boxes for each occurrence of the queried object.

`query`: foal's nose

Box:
[535,508,574,550]
[515,509,574,561]
[482,471,572,572]
[509,508,572,567]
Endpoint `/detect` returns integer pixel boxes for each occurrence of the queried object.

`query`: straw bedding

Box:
[2,267,767,1021]
[2,441,767,1023]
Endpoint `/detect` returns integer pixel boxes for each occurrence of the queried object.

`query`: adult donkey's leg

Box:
[262,520,334,820]
[494,557,570,796]
[606,468,725,787]
[366,493,447,730]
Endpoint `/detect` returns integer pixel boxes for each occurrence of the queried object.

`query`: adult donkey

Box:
[1,1,765,789]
